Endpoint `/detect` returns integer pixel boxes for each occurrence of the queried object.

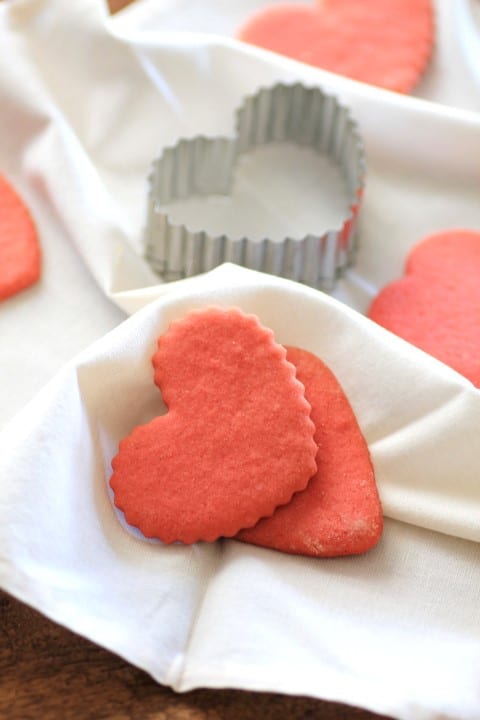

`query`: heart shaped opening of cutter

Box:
[146,83,365,289]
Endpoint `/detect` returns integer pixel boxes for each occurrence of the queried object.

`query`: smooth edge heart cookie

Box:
[0,175,41,300]
[110,308,318,544]
[368,229,480,388]
[237,0,434,94]
[237,346,383,557]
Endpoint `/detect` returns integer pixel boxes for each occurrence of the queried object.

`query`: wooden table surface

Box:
[0,2,395,718]
[0,589,392,719]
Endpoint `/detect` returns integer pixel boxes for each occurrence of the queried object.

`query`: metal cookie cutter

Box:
[145,83,365,289]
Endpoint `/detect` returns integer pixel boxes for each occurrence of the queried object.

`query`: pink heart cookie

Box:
[238,0,434,93]
[110,308,318,543]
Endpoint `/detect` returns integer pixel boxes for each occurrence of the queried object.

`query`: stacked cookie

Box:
[110,307,383,558]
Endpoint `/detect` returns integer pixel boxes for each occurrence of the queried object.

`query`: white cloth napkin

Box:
[115,0,480,114]
[1,2,480,719]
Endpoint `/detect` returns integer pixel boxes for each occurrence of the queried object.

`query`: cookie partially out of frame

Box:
[369,229,480,388]
[0,175,41,301]
[238,0,433,94]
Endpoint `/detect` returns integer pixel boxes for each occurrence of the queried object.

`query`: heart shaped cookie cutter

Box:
[146,83,365,289]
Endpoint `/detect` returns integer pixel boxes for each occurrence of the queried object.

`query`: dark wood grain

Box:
[0,590,393,720]
[108,0,135,12]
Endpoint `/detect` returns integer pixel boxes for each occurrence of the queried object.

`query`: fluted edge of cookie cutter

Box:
[145,82,366,290]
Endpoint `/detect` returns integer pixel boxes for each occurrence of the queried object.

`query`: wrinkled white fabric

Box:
[1,2,480,719]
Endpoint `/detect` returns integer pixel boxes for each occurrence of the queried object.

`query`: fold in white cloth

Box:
[1,2,480,719]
